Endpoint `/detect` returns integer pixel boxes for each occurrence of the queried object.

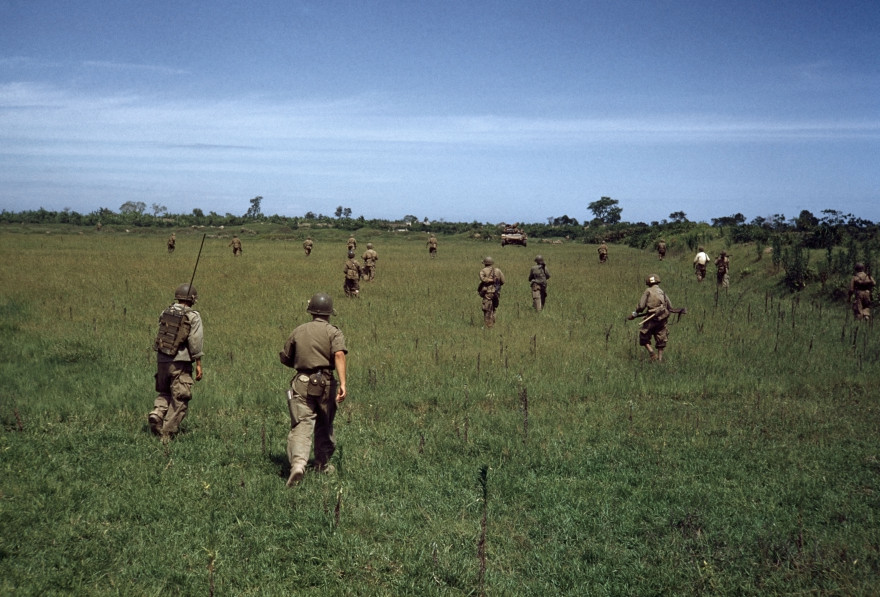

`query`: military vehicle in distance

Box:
[500,224,527,247]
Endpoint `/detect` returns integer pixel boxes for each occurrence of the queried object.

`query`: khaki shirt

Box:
[362,249,378,264]
[637,286,671,318]
[279,318,347,372]
[528,264,549,285]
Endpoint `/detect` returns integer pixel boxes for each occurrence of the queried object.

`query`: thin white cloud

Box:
[81,60,189,76]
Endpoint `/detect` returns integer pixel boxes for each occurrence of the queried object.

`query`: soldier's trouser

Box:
[531,282,547,311]
[344,279,359,297]
[154,361,194,435]
[639,318,669,349]
[287,375,338,470]
[363,265,375,280]
[695,264,706,281]
[482,293,499,327]
[853,291,872,319]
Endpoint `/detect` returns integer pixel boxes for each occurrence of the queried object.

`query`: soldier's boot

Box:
[286,463,305,487]
[148,412,163,435]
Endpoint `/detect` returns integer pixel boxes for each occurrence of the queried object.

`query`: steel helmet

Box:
[367,243,373,249]
[482,256,494,266]
[174,283,198,303]
[306,292,335,316]
[534,255,544,264]
[347,250,355,258]
[645,274,660,286]
[855,262,865,272]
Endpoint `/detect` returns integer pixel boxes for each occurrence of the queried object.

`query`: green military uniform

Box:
[149,284,204,439]
[598,243,608,263]
[279,293,347,485]
[656,239,666,260]
[229,236,242,256]
[849,264,876,320]
[715,252,730,289]
[167,233,176,253]
[478,257,505,328]
[634,274,672,361]
[343,252,362,297]
[361,244,378,281]
[427,235,438,258]
[528,255,550,311]
[303,237,313,256]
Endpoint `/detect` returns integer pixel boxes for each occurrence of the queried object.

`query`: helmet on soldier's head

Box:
[348,250,355,258]
[855,262,865,272]
[645,274,660,286]
[367,243,373,249]
[174,283,198,303]
[307,292,335,316]
[535,255,544,264]
[483,256,494,266]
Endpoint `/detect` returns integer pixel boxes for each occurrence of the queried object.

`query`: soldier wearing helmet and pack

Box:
[361,243,378,281]
[528,255,550,311]
[343,250,362,298]
[427,234,438,258]
[629,274,673,362]
[478,256,506,328]
[303,236,314,256]
[229,235,243,256]
[148,283,204,438]
[849,262,876,321]
[279,293,348,486]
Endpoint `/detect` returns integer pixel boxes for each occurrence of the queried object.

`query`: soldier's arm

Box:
[334,351,347,402]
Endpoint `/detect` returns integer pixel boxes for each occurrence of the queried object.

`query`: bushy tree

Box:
[587,197,622,225]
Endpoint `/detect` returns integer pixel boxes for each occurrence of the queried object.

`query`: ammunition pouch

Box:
[307,371,329,397]
[346,267,360,280]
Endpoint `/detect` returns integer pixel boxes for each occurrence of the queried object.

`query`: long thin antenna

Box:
[187,233,207,301]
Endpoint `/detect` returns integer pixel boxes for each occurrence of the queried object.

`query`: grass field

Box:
[1,227,879,595]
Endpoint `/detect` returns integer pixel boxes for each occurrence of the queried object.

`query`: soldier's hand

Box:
[195,362,203,381]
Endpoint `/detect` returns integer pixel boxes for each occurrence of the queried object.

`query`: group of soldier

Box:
[150,232,874,486]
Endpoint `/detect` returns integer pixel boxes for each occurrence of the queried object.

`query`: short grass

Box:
[1,228,879,595]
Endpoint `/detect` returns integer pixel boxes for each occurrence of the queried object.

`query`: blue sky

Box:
[1,0,878,224]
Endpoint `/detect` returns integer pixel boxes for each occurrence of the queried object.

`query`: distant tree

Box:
[711,213,745,227]
[119,201,146,215]
[192,208,205,219]
[794,209,818,231]
[587,197,622,225]
[151,203,168,217]
[245,196,263,219]
[770,213,788,230]
[402,215,418,225]
[335,206,344,218]
[668,211,688,223]
[343,207,352,218]
[550,215,578,226]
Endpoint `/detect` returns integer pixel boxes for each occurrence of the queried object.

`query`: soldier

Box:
[229,235,243,256]
[478,256,505,328]
[693,246,709,281]
[656,238,667,261]
[347,236,357,252]
[849,262,876,320]
[598,241,608,264]
[361,243,378,281]
[629,274,673,362]
[148,284,204,439]
[343,250,362,298]
[714,251,730,289]
[427,234,438,258]
[528,255,550,311]
[303,237,314,256]
[279,293,348,486]
[167,233,176,254]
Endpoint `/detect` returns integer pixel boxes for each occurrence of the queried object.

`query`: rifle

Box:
[627,307,687,323]
[186,233,207,301]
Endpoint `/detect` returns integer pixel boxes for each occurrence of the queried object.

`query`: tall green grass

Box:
[1,229,879,595]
